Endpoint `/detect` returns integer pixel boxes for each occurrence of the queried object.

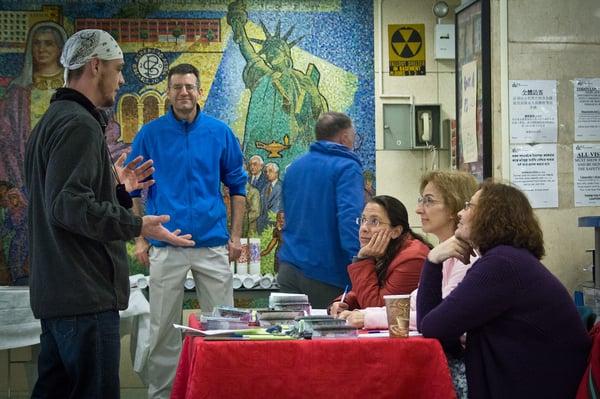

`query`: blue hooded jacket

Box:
[128,108,247,247]
[278,140,364,288]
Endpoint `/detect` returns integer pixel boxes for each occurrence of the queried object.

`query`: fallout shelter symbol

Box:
[390,27,423,58]
[133,48,169,85]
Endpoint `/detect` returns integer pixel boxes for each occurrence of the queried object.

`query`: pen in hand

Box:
[340,284,349,304]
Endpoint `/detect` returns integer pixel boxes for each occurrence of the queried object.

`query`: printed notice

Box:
[460,60,478,163]
[510,144,558,208]
[574,143,600,206]
[509,80,557,143]
[574,78,600,141]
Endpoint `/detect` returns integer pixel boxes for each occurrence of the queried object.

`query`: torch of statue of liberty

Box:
[227,0,328,169]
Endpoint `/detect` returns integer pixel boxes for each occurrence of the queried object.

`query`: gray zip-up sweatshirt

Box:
[25,88,142,319]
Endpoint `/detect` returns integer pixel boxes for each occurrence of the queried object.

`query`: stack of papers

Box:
[173,324,295,340]
[357,330,423,338]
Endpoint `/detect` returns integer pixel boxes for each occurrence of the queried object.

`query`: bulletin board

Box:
[454,0,492,181]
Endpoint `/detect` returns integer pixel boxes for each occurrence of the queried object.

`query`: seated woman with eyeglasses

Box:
[329,195,431,316]
[418,181,590,399]
[339,171,478,333]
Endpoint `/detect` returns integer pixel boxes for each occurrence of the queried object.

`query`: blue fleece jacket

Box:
[278,140,364,288]
[128,108,247,247]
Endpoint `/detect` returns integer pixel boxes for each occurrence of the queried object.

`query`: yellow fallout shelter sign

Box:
[388,24,426,76]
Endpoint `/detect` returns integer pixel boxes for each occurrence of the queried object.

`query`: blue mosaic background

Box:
[0,0,374,173]
[0,0,375,281]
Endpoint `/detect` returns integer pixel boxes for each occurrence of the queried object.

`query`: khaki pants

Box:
[146,245,232,399]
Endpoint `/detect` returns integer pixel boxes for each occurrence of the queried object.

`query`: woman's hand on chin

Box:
[357,229,392,258]
[427,235,473,265]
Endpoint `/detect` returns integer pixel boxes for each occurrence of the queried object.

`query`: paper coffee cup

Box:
[236,262,248,275]
[249,238,261,263]
[249,262,261,275]
[384,294,410,338]
[239,239,250,263]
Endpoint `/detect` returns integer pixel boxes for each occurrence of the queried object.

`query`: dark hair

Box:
[67,59,112,83]
[470,180,545,259]
[66,65,85,82]
[315,112,352,141]
[167,63,200,87]
[369,195,432,285]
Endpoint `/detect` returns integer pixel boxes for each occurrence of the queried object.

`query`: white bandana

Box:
[60,29,123,83]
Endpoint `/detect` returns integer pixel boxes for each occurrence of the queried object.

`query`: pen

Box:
[340,284,349,304]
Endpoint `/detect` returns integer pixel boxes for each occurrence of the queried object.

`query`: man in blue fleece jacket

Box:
[127,63,247,399]
[278,112,364,308]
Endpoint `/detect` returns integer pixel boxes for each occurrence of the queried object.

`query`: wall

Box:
[374,0,460,236]
[376,0,599,292]
[490,0,600,290]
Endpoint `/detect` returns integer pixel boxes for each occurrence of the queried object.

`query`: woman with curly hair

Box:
[418,180,590,399]
[329,195,431,315]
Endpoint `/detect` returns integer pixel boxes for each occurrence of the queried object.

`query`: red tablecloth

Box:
[171,315,456,399]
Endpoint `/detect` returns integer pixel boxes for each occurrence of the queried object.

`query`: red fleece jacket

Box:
[332,236,430,310]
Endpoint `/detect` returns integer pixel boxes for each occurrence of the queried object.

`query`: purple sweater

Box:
[417,245,590,399]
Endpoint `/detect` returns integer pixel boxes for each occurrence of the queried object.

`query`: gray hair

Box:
[315,111,353,141]
[265,162,279,173]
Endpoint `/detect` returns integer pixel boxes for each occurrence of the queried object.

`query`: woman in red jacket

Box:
[330,195,431,315]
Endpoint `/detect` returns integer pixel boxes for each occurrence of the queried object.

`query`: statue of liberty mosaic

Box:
[227,0,328,170]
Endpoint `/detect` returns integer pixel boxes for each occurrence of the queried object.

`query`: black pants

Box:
[31,310,121,399]
[277,262,344,309]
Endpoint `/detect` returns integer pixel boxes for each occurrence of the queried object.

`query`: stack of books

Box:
[268,292,311,314]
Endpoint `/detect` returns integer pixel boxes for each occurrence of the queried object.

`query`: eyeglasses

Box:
[417,196,441,207]
[170,84,198,92]
[464,201,477,210]
[356,217,390,227]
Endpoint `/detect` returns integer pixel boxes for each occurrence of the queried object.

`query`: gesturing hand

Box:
[115,153,155,193]
[357,229,392,259]
[140,215,195,247]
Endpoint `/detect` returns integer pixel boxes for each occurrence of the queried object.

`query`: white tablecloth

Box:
[0,287,40,350]
[0,286,151,381]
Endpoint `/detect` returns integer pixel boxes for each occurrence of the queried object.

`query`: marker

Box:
[340,285,349,304]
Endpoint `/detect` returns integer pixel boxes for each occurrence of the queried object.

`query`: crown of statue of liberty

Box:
[250,20,303,58]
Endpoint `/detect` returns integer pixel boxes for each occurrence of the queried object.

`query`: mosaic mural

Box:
[0,0,375,282]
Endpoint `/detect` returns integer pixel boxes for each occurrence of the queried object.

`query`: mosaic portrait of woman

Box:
[0,21,67,285]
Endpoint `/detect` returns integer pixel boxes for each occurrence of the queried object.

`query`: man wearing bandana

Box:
[24,29,195,398]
